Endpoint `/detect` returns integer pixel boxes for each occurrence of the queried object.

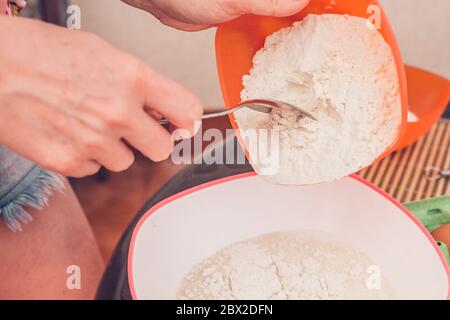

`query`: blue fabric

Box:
[0,145,64,231]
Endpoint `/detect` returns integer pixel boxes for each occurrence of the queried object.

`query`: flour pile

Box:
[235,14,402,184]
[177,232,394,300]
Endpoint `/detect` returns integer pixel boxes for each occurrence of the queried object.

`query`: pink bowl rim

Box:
[127,172,450,300]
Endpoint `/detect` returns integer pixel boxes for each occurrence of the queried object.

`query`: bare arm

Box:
[0,179,104,299]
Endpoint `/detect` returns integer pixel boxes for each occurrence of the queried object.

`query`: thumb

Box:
[230,0,311,17]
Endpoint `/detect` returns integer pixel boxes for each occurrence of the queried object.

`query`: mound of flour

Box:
[235,14,401,184]
[177,232,394,300]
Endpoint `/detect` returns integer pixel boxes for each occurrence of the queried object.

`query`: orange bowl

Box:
[395,66,450,151]
[215,0,408,160]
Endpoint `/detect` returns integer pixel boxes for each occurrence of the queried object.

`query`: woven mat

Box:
[358,120,450,203]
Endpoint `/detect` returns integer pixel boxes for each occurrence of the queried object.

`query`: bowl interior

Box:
[129,174,449,300]
[215,0,408,158]
[395,66,450,150]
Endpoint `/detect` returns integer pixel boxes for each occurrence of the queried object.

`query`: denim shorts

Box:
[0,145,64,231]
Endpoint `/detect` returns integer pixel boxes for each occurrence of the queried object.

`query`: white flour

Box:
[177,232,394,300]
[235,14,402,184]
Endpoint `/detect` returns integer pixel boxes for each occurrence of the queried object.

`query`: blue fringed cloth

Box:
[0,146,64,231]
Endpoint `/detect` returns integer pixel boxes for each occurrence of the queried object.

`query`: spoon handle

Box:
[158,100,275,125]
[158,99,315,125]
[158,109,235,125]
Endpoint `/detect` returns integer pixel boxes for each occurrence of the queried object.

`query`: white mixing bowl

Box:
[128,173,449,300]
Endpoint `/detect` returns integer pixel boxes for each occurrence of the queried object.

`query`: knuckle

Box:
[110,151,135,172]
[57,157,78,174]
[152,138,174,162]
[45,110,69,132]
[104,106,128,127]
[85,164,101,176]
[78,97,117,129]
[123,58,145,93]
[221,0,245,15]
[39,152,75,175]
[163,141,175,159]
[179,93,203,128]
[67,170,85,179]
[270,1,280,16]
[48,158,76,176]
[181,94,203,134]
[123,151,136,168]
[187,94,204,119]
[83,134,104,149]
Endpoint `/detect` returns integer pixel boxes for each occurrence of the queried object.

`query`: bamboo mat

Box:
[358,120,450,202]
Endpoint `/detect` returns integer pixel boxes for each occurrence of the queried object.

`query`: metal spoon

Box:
[158,99,316,125]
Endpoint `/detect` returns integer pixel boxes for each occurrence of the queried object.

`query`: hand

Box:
[0,17,203,177]
[122,0,310,31]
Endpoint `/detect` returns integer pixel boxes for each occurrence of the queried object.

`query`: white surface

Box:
[380,0,450,81]
[130,175,448,300]
[407,110,419,123]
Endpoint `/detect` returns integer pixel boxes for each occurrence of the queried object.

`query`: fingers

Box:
[124,0,310,30]
[87,135,136,172]
[39,127,135,176]
[223,0,310,17]
[50,139,134,176]
[66,160,102,178]
[153,11,211,31]
[139,66,203,137]
[123,109,175,162]
[38,147,101,178]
